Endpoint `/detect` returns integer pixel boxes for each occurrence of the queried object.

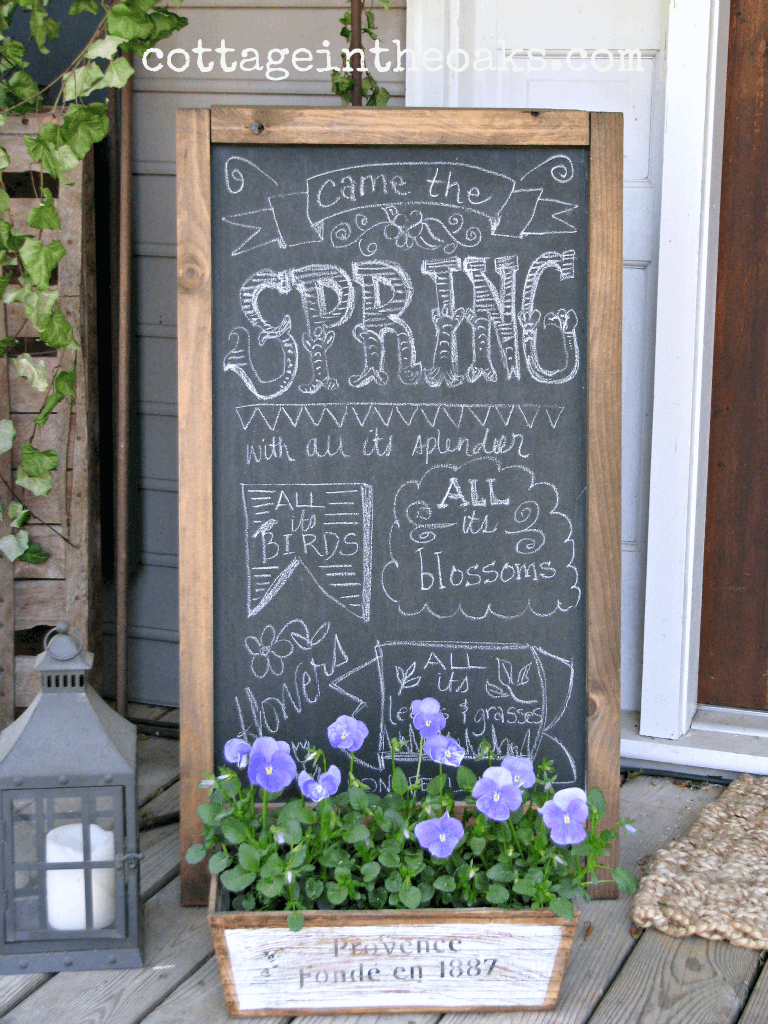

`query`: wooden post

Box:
[350,0,363,106]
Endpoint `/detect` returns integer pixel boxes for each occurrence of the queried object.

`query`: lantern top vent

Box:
[34,622,94,690]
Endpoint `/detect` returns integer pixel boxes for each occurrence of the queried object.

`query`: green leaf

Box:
[17,442,58,497]
[0,338,17,357]
[378,849,400,869]
[384,872,402,893]
[63,62,104,102]
[101,56,134,90]
[197,802,218,826]
[39,303,77,350]
[18,541,49,564]
[13,353,48,392]
[513,877,538,897]
[344,823,370,844]
[19,238,65,290]
[325,882,348,906]
[287,910,304,932]
[275,817,302,846]
[486,883,510,905]
[457,765,478,792]
[426,776,442,798]
[469,836,486,856]
[349,786,368,810]
[28,188,60,231]
[304,876,324,900]
[71,0,100,13]
[433,875,456,892]
[392,766,409,795]
[0,529,29,562]
[361,861,380,883]
[107,3,155,40]
[487,863,514,884]
[221,866,257,892]
[548,896,575,920]
[588,787,606,819]
[238,843,263,873]
[86,35,123,60]
[256,877,283,899]
[0,148,8,173]
[400,883,422,909]
[611,866,638,895]
[9,70,38,102]
[208,850,233,875]
[185,844,207,864]
[0,419,15,456]
[8,503,29,528]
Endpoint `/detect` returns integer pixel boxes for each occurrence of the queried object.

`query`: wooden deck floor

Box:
[4,713,768,1024]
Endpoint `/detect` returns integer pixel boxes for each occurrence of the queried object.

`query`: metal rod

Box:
[115,59,134,718]
[350,0,363,106]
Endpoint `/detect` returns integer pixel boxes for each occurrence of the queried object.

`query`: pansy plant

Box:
[188,702,636,932]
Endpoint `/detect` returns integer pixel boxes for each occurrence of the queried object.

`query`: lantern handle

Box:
[43,621,85,659]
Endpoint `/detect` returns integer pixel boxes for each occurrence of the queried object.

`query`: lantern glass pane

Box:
[5,787,127,942]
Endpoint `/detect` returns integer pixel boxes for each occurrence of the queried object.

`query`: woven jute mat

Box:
[631,774,768,948]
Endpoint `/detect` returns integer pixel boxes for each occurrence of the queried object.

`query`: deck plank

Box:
[735,957,768,1024]
[140,955,292,1024]
[140,781,180,830]
[587,932,759,1024]
[1,876,211,1024]
[137,736,180,806]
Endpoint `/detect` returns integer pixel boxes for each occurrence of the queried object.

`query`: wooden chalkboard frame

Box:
[177,107,622,906]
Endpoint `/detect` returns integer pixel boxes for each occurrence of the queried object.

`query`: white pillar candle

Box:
[45,823,116,931]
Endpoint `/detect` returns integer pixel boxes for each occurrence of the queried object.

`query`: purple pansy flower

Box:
[327,715,369,752]
[244,625,293,679]
[424,734,465,767]
[298,765,341,803]
[539,787,590,846]
[247,736,297,793]
[472,766,523,821]
[410,697,446,738]
[223,738,251,769]
[414,812,464,858]
[500,755,536,790]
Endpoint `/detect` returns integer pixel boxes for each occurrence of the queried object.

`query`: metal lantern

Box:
[0,622,143,972]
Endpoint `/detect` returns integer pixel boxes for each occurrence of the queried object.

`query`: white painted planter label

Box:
[222,921,565,1013]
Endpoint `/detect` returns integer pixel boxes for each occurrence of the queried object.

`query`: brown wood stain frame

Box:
[177,107,622,905]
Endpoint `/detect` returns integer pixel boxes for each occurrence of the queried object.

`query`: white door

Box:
[406,0,667,711]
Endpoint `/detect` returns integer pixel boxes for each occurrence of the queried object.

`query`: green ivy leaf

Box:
[0,148,8,172]
[86,35,123,60]
[17,442,58,496]
[101,56,134,90]
[18,541,49,564]
[0,419,15,456]
[8,70,39,102]
[63,62,104,102]
[185,844,207,864]
[71,0,101,13]
[107,3,155,41]
[19,238,65,290]
[39,303,78,350]
[13,353,48,392]
[28,188,60,231]
[0,529,29,562]
[0,188,9,213]
[7,503,28,528]
[0,338,17,357]
[222,866,257,892]
[287,910,304,932]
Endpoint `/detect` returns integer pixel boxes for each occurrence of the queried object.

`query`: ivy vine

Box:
[331,0,391,107]
[0,0,187,563]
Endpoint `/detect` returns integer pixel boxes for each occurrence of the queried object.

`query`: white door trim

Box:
[639,0,730,740]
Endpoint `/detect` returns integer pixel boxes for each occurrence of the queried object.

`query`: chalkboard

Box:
[177,108,622,905]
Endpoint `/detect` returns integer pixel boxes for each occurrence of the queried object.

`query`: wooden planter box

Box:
[208,878,578,1017]
[0,112,100,726]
